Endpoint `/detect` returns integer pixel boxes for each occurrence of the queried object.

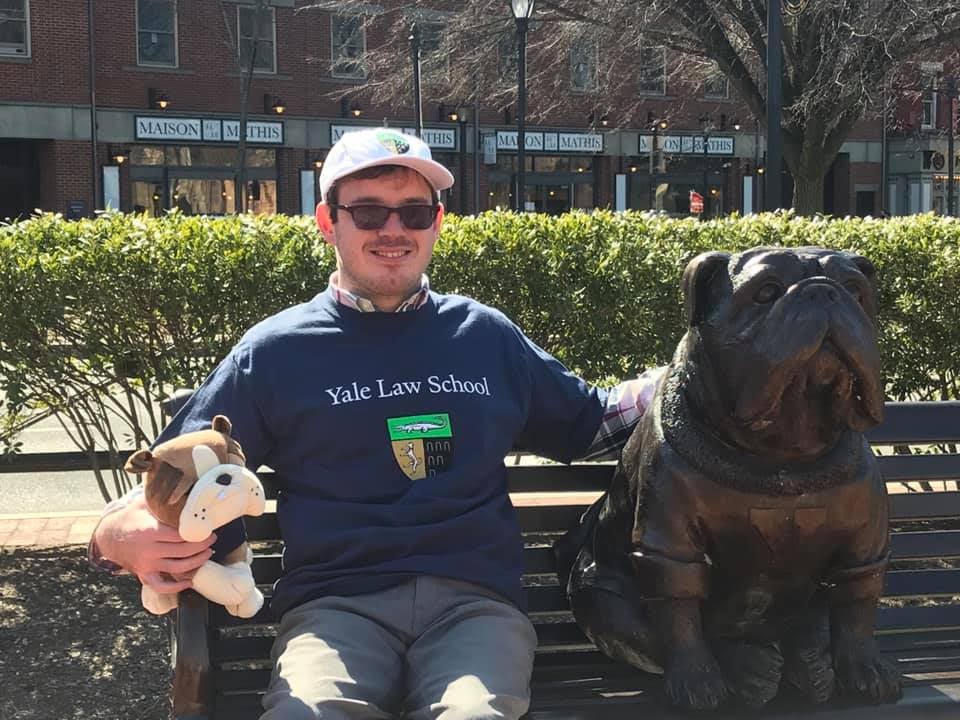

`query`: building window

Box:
[704,64,728,99]
[0,0,29,57]
[639,46,666,96]
[137,0,176,67]
[420,22,447,82]
[570,41,597,92]
[497,32,517,84]
[922,73,938,130]
[331,14,365,78]
[238,5,276,74]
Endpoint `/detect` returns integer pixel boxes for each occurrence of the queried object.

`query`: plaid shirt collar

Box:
[328,272,431,313]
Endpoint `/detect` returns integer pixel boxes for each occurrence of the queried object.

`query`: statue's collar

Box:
[658,366,868,497]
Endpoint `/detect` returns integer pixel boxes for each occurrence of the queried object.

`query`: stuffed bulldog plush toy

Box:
[124,415,266,618]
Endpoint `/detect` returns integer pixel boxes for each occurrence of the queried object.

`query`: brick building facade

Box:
[0,0,943,220]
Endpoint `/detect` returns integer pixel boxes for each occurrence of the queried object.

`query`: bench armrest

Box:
[172,589,212,719]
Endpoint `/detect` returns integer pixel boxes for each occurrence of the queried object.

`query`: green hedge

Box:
[435,211,960,400]
[2,210,959,497]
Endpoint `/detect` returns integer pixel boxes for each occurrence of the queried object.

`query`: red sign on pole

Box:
[689,190,704,214]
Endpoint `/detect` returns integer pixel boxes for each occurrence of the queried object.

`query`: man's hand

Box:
[92,492,216,594]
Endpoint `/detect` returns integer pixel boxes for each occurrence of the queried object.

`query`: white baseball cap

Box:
[318,128,455,202]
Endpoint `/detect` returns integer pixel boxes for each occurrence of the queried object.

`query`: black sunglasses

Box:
[331,203,438,230]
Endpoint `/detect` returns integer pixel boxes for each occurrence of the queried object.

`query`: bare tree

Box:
[219,0,273,213]
[309,0,960,214]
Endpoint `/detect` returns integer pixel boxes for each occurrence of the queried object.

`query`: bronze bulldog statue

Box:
[556,247,901,711]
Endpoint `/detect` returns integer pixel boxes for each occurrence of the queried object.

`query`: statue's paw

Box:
[714,641,783,708]
[664,651,729,710]
[784,642,835,704]
[835,643,902,703]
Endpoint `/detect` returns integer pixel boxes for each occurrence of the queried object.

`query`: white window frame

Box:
[419,21,448,83]
[0,0,30,58]
[331,14,366,79]
[497,32,518,86]
[638,45,666,96]
[921,74,938,130]
[570,41,598,92]
[136,0,178,67]
[920,62,943,131]
[237,5,277,75]
[704,64,729,99]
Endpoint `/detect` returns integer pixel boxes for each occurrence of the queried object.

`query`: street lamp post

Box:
[947,76,957,217]
[647,113,667,210]
[458,111,469,213]
[409,23,423,137]
[700,114,712,214]
[510,0,535,212]
[766,0,783,209]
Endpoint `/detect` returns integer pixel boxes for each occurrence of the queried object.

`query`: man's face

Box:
[316,168,444,311]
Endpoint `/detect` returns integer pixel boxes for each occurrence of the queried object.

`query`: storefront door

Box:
[128,146,277,215]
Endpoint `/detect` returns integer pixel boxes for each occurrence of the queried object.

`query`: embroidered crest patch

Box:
[387,413,453,480]
[376,131,411,155]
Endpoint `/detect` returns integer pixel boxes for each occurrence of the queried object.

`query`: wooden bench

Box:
[171,401,960,719]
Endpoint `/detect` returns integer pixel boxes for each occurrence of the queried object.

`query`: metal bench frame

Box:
[171,401,960,719]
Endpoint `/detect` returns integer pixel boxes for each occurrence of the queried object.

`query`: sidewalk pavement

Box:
[0,510,101,549]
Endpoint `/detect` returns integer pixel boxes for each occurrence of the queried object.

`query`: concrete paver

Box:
[0,511,102,549]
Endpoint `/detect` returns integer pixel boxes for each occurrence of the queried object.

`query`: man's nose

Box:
[380,208,406,234]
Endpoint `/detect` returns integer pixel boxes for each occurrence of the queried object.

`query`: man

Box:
[90,129,658,720]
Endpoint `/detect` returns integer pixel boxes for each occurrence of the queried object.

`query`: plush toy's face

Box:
[177,445,265,541]
[125,415,265,537]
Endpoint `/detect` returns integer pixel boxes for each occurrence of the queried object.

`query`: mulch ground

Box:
[0,545,170,719]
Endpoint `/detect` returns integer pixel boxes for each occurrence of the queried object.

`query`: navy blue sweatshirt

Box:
[160,289,605,616]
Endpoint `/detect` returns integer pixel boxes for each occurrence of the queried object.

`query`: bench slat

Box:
[223,572,960,627]
[209,602,960,651]
[523,571,960,612]
[888,492,960,521]
[256,459,960,501]
[210,617,960,666]
[866,402,960,445]
[241,492,960,542]
[889,530,960,560]
[212,682,960,720]
[248,527,960,587]
[215,652,960,719]
[878,454,960,484]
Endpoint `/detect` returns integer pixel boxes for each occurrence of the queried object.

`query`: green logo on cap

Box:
[376,131,410,155]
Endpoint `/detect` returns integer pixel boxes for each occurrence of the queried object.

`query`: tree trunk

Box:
[791,171,826,216]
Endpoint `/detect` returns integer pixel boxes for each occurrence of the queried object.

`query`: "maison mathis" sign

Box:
[638,134,735,155]
[135,116,284,144]
[496,131,604,153]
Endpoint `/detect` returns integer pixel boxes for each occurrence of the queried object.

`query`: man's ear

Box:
[434,202,445,233]
[315,202,335,245]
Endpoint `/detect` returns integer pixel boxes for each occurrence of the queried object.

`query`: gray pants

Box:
[260,576,538,720]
